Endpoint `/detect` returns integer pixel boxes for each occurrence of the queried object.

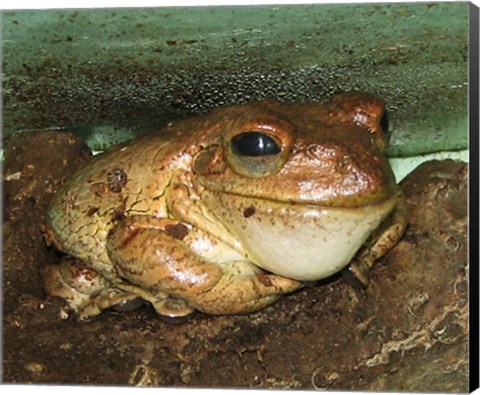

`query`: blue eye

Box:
[230,132,281,157]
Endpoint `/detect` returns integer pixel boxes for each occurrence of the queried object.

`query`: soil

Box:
[2,131,469,390]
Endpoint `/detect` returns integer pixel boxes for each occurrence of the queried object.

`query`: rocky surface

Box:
[2,131,469,391]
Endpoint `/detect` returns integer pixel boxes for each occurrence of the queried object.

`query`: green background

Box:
[1,2,469,171]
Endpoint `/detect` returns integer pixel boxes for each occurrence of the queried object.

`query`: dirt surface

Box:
[2,131,469,390]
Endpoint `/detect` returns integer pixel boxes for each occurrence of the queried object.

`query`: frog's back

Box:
[46,132,187,275]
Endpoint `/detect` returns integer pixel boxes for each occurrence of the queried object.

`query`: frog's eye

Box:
[230,132,281,157]
[228,131,283,178]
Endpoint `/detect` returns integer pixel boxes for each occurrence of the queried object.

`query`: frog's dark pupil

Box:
[380,111,389,133]
[231,132,281,157]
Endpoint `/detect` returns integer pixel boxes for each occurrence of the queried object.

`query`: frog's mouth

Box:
[202,191,397,281]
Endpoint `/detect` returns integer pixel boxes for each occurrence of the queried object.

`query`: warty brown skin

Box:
[43,92,407,318]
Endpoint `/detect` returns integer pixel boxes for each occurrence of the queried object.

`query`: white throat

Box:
[204,193,396,281]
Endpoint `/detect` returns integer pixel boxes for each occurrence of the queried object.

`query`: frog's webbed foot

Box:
[107,216,303,317]
[43,258,142,319]
[342,187,409,289]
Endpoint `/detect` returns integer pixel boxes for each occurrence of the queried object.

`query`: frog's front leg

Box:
[107,216,303,317]
[342,187,409,288]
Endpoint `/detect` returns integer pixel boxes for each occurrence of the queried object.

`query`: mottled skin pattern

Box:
[43,92,408,319]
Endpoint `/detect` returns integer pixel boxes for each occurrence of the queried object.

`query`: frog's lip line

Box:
[206,189,397,211]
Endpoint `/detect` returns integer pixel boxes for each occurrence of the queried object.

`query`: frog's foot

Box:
[341,259,370,289]
[43,257,107,311]
[76,289,144,319]
[342,187,408,289]
[150,297,195,318]
[107,216,304,316]
[43,258,141,319]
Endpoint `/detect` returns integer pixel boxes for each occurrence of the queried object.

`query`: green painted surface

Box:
[1,2,469,156]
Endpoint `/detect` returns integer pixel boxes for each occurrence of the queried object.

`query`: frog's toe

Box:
[151,297,195,318]
[111,296,145,312]
[341,259,370,289]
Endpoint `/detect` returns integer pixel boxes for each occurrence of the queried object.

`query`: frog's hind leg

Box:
[107,216,303,317]
[342,188,409,289]
[43,258,142,319]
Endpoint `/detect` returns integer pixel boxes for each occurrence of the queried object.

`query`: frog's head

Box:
[192,92,398,281]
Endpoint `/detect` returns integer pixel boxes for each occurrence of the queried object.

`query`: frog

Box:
[43,91,408,319]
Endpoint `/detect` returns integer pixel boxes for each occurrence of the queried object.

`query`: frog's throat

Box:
[202,192,397,281]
